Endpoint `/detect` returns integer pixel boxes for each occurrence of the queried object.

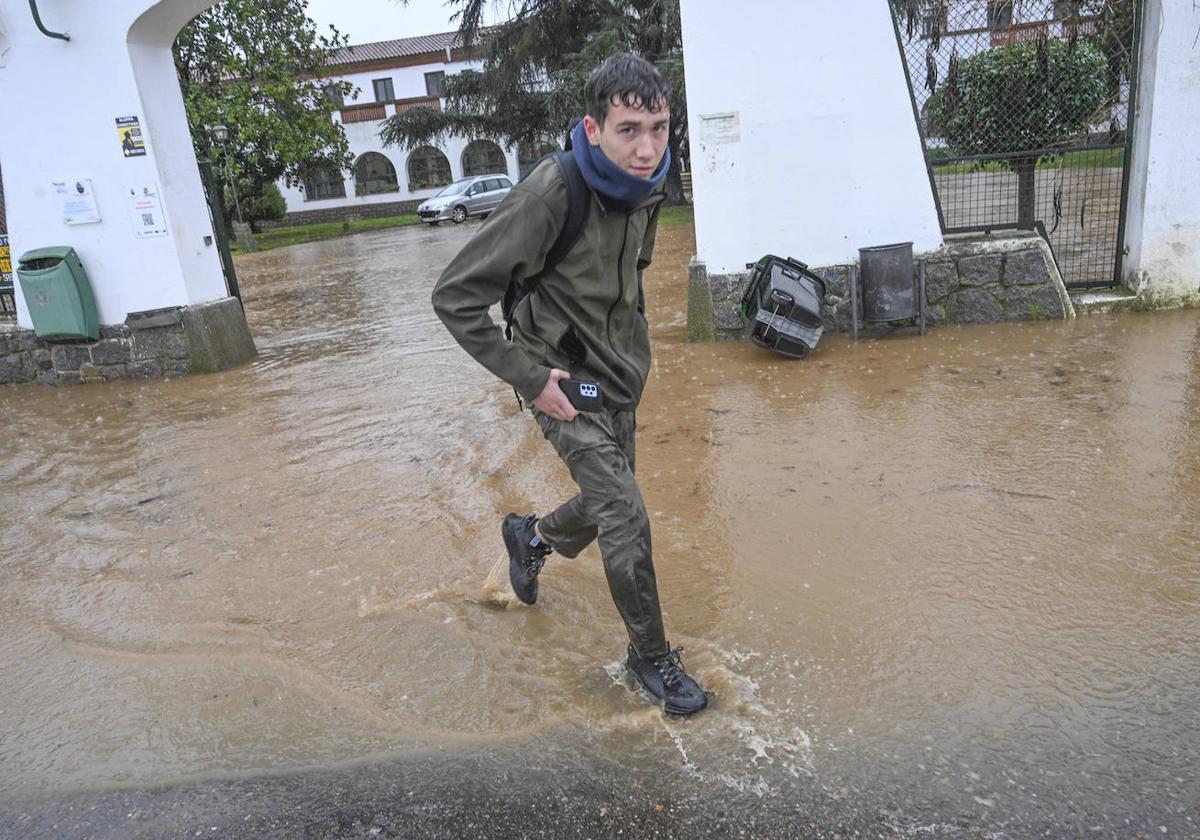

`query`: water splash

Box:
[602,646,816,797]
[475,553,520,609]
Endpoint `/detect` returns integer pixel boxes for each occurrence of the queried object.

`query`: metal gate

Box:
[890,0,1142,289]
[198,160,241,302]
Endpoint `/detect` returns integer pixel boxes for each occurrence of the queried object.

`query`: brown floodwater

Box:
[1,221,1197,832]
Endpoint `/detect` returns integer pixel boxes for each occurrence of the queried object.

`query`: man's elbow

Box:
[430,281,451,325]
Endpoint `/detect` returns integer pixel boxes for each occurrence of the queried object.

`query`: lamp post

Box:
[212,123,244,224]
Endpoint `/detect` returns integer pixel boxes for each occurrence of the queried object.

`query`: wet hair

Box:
[583,53,670,126]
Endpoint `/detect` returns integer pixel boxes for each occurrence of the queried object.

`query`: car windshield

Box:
[435,180,472,197]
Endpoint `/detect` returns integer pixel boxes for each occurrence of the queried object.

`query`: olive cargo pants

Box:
[532,407,668,659]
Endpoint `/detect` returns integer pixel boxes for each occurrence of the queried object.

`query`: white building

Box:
[277,31,556,224]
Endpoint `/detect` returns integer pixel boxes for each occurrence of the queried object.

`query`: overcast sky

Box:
[304,0,510,46]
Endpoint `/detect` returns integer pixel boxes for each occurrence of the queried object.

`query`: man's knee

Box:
[591,492,648,543]
[567,445,645,534]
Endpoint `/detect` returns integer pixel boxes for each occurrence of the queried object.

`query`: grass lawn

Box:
[930,146,1126,175]
[658,205,694,227]
[232,205,693,255]
[231,214,421,254]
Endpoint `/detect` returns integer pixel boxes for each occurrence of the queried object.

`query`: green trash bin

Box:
[17,246,100,341]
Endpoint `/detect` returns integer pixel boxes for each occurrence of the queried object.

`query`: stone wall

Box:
[267,199,422,229]
[699,233,1075,340]
[0,297,256,386]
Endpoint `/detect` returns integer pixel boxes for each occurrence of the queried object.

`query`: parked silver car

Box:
[417,174,513,224]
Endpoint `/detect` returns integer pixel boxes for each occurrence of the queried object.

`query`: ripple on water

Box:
[2,227,1199,824]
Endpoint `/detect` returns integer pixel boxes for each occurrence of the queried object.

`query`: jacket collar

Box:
[571,120,671,212]
[587,182,667,216]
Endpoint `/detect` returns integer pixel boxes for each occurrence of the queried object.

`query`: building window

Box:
[1053,0,1076,18]
[322,82,345,108]
[517,139,559,178]
[303,168,346,201]
[987,0,1013,29]
[372,77,395,103]
[462,139,507,178]
[407,147,452,191]
[424,71,446,97]
[354,152,399,196]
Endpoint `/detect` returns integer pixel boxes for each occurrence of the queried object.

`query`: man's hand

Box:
[532,368,579,422]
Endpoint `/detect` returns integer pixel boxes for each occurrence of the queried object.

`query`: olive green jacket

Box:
[431,158,664,410]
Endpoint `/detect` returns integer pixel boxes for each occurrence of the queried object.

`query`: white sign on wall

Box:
[54,179,102,225]
[129,184,168,238]
[699,112,741,145]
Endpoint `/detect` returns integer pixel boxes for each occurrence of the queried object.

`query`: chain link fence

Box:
[891,0,1140,288]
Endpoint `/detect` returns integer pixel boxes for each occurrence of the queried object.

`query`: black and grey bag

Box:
[739,255,827,358]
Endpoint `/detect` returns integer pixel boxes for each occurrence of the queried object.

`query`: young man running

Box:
[432,53,706,716]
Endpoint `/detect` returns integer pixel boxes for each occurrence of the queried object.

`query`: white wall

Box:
[680,0,943,274]
[0,0,228,329]
[339,58,478,105]
[1122,0,1200,303]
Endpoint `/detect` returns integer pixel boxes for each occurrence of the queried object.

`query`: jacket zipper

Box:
[606,211,646,399]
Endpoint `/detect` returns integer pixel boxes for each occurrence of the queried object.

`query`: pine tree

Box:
[380,0,689,205]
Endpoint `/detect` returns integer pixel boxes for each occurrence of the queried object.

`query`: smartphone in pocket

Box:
[559,378,603,412]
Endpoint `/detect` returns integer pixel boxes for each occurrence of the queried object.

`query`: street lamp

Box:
[212,123,244,224]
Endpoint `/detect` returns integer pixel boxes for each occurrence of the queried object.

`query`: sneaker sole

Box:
[501,515,537,606]
[665,697,708,716]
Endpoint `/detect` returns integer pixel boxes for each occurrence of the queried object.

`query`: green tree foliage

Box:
[933,38,1108,225]
[234,182,288,228]
[174,0,354,219]
[935,39,1108,155]
[1054,0,1137,101]
[380,0,689,205]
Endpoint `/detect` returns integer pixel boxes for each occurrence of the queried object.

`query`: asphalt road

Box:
[4,737,1193,840]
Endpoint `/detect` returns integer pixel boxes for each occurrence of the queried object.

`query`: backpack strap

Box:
[502,150,590,340]
[636,197,664,314]
[542,151,589,274]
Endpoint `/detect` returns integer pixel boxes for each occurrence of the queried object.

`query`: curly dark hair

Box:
[583,53,670,126]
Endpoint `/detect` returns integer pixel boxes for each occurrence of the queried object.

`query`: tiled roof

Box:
[329,30,479,67]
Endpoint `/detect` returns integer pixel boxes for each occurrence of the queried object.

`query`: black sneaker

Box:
[502,513,552,605]
[626,644,708,716]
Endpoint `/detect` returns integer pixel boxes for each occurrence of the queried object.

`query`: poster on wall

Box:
[0,235,12,285]
[699,112,741,145]
[129,184,168,238]
[116,116,147,157]
[53,179,102,225]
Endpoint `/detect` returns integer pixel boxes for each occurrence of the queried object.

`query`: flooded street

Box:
[2,221,1198,837]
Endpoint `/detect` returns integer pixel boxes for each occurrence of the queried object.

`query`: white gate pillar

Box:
[0,0,226,326]
[1122,0,1200,305]
[679,0,943,275]
[0,0,255,383]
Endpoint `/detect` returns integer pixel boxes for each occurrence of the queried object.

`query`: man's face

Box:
[584,98,670,179]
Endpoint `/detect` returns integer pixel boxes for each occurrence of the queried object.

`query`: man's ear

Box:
[583,114,602,147]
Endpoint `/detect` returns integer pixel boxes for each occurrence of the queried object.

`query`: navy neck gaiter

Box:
[571,120,670,210]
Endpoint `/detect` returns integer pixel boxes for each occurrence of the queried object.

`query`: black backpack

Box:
[500,150,590,340]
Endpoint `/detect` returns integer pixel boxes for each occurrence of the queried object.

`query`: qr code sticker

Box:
[141,213,155,226]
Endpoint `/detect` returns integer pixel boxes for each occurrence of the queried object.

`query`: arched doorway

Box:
[407,147,453,191]
[518,138,560,178]
[462,139,507,178]
[354,152,399,196]
[302,167,347,201]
